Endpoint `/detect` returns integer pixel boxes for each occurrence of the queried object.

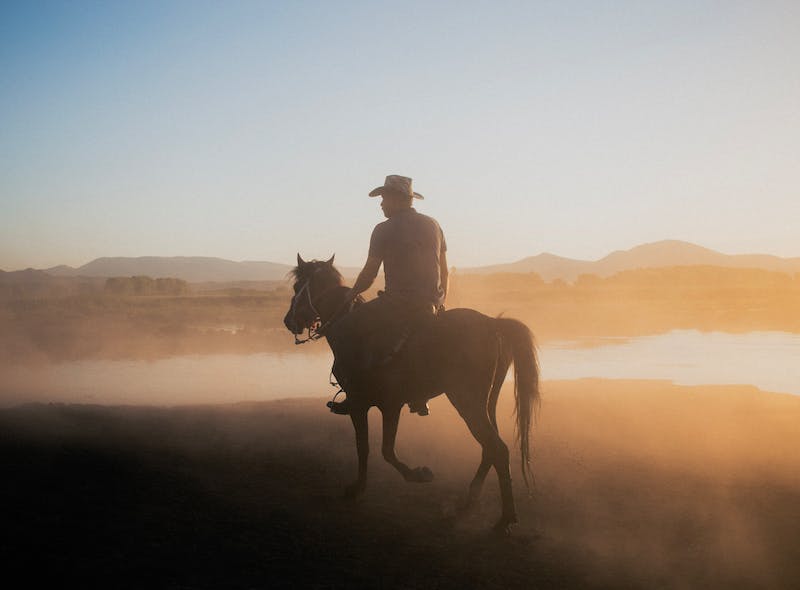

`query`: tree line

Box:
[104,276,189,296]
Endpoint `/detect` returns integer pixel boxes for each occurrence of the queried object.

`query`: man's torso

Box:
[368,208,446,306]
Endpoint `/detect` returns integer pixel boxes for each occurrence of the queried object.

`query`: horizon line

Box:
[3,238,799,274]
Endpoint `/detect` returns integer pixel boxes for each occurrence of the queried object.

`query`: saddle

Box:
[326,292,440,390]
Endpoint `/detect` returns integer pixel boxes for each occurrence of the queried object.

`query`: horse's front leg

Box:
[344,408,369,499]
[381,405,433,483]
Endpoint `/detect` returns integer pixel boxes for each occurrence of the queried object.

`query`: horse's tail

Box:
[495,317,540,490]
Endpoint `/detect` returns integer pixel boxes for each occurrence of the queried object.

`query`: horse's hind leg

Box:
[464,448,492,511]
[487,350,510,432]
[381,405,433,483]
[474,415,516,533]
[464,352,511,512]
[449,391,517,533]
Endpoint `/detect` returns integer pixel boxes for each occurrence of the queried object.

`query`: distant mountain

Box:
[44,257,294,283]
[462,240,800,282]
[30,241,800,283]
[42,256,360,283]
[0,268,53,284]
[44,265,76,276]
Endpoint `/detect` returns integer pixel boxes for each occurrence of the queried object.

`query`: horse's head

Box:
[283,253,344,335]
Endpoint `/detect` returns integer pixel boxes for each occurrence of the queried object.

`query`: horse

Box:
[283,254,540,533]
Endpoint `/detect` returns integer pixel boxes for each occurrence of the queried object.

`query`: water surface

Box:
[1,330,798,406]
[541,330,799,395]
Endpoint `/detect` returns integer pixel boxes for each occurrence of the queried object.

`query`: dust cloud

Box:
[2,268,799,587]
[2,380,798,588]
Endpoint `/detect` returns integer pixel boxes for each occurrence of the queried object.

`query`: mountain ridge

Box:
[462,240,800,281]
[44,256,297,283]
[22,240,800,283]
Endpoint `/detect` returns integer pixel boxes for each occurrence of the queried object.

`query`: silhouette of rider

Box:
[327,175,448,416]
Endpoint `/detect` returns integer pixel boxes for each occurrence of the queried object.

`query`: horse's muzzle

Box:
[283,315,304,335]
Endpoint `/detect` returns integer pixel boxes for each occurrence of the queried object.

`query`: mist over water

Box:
[2,330,798,407]
[0,352,335,407]
[541,330,800,395]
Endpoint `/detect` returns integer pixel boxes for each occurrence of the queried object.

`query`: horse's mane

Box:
[288,259,345,286]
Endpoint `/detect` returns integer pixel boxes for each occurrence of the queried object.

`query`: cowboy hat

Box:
[368,175,424,199]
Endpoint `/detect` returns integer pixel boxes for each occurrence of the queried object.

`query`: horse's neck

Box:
[318,284,349,323]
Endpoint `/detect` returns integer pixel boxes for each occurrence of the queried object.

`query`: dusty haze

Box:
[2,263,799,587]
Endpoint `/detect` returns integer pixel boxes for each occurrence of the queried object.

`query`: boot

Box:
[327,399,351,415]
[408,401,430,416]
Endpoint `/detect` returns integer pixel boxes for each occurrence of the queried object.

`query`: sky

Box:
[1,0,799,271]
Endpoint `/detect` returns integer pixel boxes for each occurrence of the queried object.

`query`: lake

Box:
[541,330,799,395]
[1,330,798,407]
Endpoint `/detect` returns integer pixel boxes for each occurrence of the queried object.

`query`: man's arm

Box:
[348,256,382,299]
[439,248,449,304]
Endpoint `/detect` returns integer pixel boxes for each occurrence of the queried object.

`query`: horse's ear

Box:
[326,254,335,266]
[297,253,306,266]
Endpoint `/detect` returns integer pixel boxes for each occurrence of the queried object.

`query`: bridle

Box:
[289,276,322,344]
[290,272,355,345]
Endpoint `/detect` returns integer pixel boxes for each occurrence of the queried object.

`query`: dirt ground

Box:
[2,379,799,589]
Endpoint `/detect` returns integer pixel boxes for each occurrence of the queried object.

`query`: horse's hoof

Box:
[492,517,518,537]
[407,466,434,483]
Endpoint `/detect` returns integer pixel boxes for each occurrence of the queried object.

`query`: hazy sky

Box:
[2,1,798,271]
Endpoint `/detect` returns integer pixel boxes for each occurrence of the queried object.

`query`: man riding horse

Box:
[327,174,449,417]
[284,192,540,531]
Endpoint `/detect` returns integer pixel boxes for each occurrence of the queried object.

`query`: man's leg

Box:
[406,303,438,416]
